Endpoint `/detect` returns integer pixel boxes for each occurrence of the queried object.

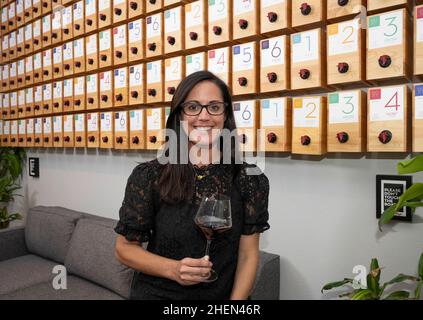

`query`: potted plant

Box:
[379,155,423,230]
[322,155,423,300]
[322,254,423,300]
[0,147,26,229]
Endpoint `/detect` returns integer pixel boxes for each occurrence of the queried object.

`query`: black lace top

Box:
[114,159,270,300]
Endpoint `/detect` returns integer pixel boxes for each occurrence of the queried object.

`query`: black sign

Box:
[29,157,39,177]
[376,175,412,222]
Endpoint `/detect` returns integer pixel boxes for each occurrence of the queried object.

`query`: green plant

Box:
[322,253,423,300]
[0,147,26,229]
[379,155,423,230]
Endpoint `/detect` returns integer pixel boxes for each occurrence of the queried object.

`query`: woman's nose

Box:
[197,107,211,121]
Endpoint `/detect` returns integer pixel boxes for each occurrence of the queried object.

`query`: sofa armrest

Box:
[0,226,29,262]
[251,251,280,300]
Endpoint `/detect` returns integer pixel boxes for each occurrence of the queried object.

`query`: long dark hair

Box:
[158,71,241,204]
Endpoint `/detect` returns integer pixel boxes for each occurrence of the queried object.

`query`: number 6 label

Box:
[233,101,255,128]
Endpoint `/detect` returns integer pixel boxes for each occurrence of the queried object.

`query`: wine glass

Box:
[194,195,232,282]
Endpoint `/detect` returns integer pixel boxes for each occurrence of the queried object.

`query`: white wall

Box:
[14,148,423,299]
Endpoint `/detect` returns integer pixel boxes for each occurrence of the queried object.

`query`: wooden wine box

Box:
[114,111,129,149]
[129,64,145,105]
[366,9,411,83]
[415,5,423,78]
[100,111,114,148]
[146,107,165,150]
[233,100,258,152]
[146,60,163,104]
[164,56,184,102]
[87,112,100,148]
[413,83,423,152]
[185,1,206,49]
[291,28,326,90]
[208,0,231,45]
[292,96,327,155]
[260,0,291,35]
[258,97,292,152]
[327,90,366,152]
[63,114,74,148]
[129,109,145,149]
[232,41,258,95]
[146,12,163,58]
[233,0,259,40]
[165,5,184,53]
[260,35,290,93]
[75,113,87,148]
[292,0,325,30]
[327,18,366,86]
[327,0,366,22]
[367,84,411,152]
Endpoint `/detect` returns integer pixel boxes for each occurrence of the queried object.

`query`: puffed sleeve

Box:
[114,162,156,244]
[235,163,270,235]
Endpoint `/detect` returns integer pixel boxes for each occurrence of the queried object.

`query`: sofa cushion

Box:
[25,206,84,263]
[0,276,123,300]
[0,254,59,295]
[64,218,134,299]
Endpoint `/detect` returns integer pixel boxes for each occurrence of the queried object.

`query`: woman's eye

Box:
[188,104,199,110]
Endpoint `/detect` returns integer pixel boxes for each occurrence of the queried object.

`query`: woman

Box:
[114,71,270,300]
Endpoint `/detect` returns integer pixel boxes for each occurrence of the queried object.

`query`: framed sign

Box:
[376,175,412,222]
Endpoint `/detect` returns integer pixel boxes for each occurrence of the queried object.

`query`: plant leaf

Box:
[367,259,381,297]
[351,289,373,300]
[321,279,353,293]
[383,290,410,300]
[415,280,423,300]
[397,155,423,174]
[7,213,22,221]
[378,204,398,231]
[384,273,418,286]
[419,252,423,280]
[395,183,423,211]
[403,201,423,208]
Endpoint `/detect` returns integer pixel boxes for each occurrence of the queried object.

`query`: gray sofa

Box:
[0,206,280,300]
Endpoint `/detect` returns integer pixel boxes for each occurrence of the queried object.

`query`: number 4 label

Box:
[370,86,404,122]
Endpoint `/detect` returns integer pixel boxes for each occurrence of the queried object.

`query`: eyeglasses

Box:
[180,101,228,116]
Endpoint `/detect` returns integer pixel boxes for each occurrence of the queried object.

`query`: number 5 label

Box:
[233,43,255,71]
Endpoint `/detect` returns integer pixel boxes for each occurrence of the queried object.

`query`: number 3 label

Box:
[368,10,403,49]
[329,91,359,124]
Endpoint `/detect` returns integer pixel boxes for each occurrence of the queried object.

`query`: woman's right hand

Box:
[172,257,213,286]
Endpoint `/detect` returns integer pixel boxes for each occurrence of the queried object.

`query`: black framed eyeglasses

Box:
[180,101,228,116]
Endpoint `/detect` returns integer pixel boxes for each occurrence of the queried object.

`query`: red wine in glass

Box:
[194,196,232,282]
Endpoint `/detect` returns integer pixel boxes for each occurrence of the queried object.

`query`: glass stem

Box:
[205,239,212,258]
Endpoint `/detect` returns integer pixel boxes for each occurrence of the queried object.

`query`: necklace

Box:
[192,165,207,181]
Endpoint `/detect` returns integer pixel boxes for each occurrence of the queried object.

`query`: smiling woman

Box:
[114,71,270,300]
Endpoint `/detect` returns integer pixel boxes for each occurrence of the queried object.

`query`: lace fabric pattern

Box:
[114,159,270,300]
